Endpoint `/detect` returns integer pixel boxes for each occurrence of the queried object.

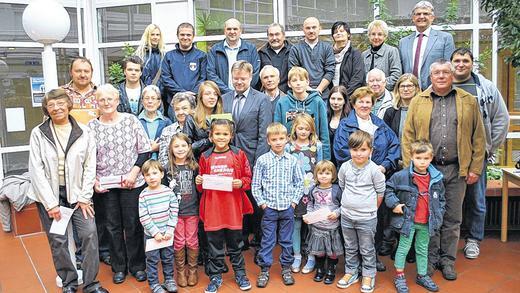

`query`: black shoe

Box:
[90,287,109,293]
[323,268,336,284]
[242,239,250,251]
[441,264,457,281]
[281,268,295,286]
[406,254,416,264]
[62,287,77,293]
[113,272,126,284]
[378,243,394,256]
[376,258,386,272]
[100,255,111,266]
[132,270,147,282]
[313,267,325,282]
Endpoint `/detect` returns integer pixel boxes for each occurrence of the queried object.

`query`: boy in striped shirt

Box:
[139,160,179,293]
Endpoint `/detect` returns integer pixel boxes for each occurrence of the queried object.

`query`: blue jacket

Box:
[161,44,207,103]
[384,163,446,237]
[138,112,172,159]
[117,81,144,115]
[206,39,260,94]
[333,111,400,172]
[274,90,331,160]
[140,47,164,91]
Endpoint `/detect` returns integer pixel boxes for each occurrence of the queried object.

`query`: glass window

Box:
[285,0,371,31]
[2,152,28,177]
[195,0,274,36]
[99,46,138,84]
[0,48,80,148]
[97,4,151,43]
[478,29,492,79]
[384,0,471,26]
[0,4,81,43]
[479,4,493,23]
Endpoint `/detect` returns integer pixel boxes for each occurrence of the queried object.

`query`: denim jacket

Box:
[384,163,446,237]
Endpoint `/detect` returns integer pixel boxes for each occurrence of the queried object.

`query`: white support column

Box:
[472,0,480,73]
[276,0,285,27]
[83,0,102,85]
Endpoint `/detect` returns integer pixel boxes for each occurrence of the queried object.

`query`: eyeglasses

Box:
[431,70,452,77]
[399,84,416,89]
[143,97,160,101]
[47,101,67,109]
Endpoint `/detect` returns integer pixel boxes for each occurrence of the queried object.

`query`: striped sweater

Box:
[139,185,179,237]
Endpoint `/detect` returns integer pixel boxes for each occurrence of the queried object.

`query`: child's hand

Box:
[260,204,267,210]
[195,175,203,185]
[303,216,309,224]
[163,233,172,240]
[154,233,164,242]
[232,179,243,189]
[327,212,338,220]
[393,204,405,214]
[291,202,297,209]
[378,165,386,174]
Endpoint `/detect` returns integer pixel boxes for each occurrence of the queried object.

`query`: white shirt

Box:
[412,26,431,84]
[225,39,242,90]
[356,114,378,136]
[126,86,142,114]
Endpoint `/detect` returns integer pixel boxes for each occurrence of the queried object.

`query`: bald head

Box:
[224,18,242,46]
[303,17,320,43]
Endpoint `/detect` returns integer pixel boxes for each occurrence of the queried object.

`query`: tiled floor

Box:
[1,230,519,293]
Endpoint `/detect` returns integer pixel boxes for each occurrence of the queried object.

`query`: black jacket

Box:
[337,46,365,98]
[258,41,292,93]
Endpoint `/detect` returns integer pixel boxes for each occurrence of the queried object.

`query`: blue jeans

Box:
[342,216,377,278]
[293,217,302,255]
[464,161,487,242]
[257,207,294,268]
[144,235,174,288]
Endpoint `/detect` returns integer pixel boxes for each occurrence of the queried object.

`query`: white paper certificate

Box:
[99,175,125,190]
[145,237,174,252]
[302,207,330,224]
[49,206,75,235]
[202,175,233,192]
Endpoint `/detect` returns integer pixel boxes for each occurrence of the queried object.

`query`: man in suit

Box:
[398,1,455,90]
[223,60,272,251]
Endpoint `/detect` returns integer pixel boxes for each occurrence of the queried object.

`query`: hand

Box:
[379,165,386,174]
[232,179,243,189]
[303,216,309,224]
[291,202,297,209]
[195,175,203,185]
[94,179,109,193]
[123,167,140,189]
[260,204,267,210]
[48,206,62,221]
[163,233,172,240]
[154,233,164,242]
[466,172,479,185]
[78,202,95,219]
[393,204,405,214]
[327,212,338,220]
[150,139,160,152]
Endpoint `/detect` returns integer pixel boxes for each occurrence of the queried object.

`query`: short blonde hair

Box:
[410,139,434,156]
[231,60,253,75]
[314,160,337,184]
[349,86,375,105]
[288,66,309,83]
[367,20,389,37]
[266,122,287,138]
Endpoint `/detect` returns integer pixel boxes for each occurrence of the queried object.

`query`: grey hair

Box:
[366,68,387,83]
[96,83,120,101]
[171,91,196,108]
[367,20,389,37]
[413,1,435,16]
[142,84,162,100]
[266,23,285,35]
[260,65,280,79]
[224,18,242,29]
[429,59,455,74]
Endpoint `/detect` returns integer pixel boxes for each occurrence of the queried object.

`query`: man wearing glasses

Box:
[398,1,455,90]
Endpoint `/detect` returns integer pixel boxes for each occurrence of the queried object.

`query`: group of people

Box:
[25,1,510,293]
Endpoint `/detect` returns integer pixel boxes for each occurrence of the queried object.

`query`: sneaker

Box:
[441,264,457,281]
[163,279,178,293]
[291,256,302,273]
[204,276,223,293]
[151,284,167,293]
[256,271,270,288]
[464,239,480,259]
[301,257,315,274]
[235,275,252,291]
[416,274,439,292]
[394,275,409,293]
[281,268,295,286]
[336,273,359,289]
[360,276,375,293]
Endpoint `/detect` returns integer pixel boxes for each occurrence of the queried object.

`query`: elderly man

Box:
[161,22,206,115]
[223,60,272,256]
[260,65,285,109]
[28,89,108,293]
[402,59,485,281]
[450,48,509,259]
[398,1,455,90]
[258,23,292,93]
[289,17,335,98]
[207,18,260,94]
[367,68,392,118]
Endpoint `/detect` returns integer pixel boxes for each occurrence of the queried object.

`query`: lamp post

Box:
[22,0,70,93]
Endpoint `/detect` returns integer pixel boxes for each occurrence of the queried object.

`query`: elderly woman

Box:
[29,89,108,293]
[88,84,151,284]
[384,73,420,139]
[331,21,365,98]
[362,20,402,91]
[327,85,352,167]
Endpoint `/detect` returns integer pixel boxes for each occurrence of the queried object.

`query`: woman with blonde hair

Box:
[135,24,166,89]
[383,73,420,140]
[183,81,224,158]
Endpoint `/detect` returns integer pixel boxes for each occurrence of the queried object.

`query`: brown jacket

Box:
[401,87,486,177]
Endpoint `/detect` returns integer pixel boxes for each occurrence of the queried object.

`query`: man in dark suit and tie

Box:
[223,60,273,251]
[398,1,455,90]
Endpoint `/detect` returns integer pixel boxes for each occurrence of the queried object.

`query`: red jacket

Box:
[197,146,253,231]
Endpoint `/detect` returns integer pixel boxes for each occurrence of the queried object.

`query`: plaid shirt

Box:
[252,150,305,210]
[62,81,98,109]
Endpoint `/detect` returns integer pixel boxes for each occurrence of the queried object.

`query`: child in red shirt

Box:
[196,119,253,293]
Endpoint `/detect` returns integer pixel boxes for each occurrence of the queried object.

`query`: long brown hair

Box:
[194,81,223,129]
[168,133,198,179]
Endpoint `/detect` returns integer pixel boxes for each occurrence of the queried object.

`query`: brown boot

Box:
[187,248,199,286]
[174,249,188,287]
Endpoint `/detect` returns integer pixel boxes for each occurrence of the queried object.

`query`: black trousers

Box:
[104,186,146,274]
[206,229,246,278]
[242,190,263,245]
[93,193,110,258]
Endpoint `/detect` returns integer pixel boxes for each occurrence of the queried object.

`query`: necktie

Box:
[412,33,424,78]
[233,94,244,122]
